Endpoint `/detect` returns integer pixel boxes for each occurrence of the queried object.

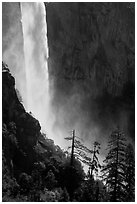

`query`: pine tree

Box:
[124,143,135,201]
[101,128,127,202]
[87,141,101,179]
[64,130,101,201]
[65,130,101,178]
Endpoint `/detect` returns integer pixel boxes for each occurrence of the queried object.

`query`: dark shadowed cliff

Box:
[46,2,135,142]
[2,61,41,175]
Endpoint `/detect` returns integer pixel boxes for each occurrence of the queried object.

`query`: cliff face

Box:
[47,2,134,95]
[2,62,41,174]
[46,2,135,140]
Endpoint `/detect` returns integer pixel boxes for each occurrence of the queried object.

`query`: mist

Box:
[2,3,27,108]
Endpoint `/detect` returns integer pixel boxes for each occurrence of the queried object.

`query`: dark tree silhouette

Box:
[101,128,127,202]
[86,141,101,179]
[65,130,101,178]
[124,143,135,201]
[65,131,102,201]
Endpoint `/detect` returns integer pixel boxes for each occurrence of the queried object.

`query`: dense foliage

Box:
[124,144,135,201]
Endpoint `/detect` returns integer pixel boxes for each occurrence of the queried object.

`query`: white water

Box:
[21,2,52,134]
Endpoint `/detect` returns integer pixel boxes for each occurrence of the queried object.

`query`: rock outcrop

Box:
[2,61,41,175]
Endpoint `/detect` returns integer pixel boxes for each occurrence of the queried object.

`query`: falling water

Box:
[21,2,51,131]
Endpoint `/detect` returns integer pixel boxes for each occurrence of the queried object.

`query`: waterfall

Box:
[21,2,50,132]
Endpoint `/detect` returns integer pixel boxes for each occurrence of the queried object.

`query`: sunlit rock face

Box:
[46,2,134,142]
